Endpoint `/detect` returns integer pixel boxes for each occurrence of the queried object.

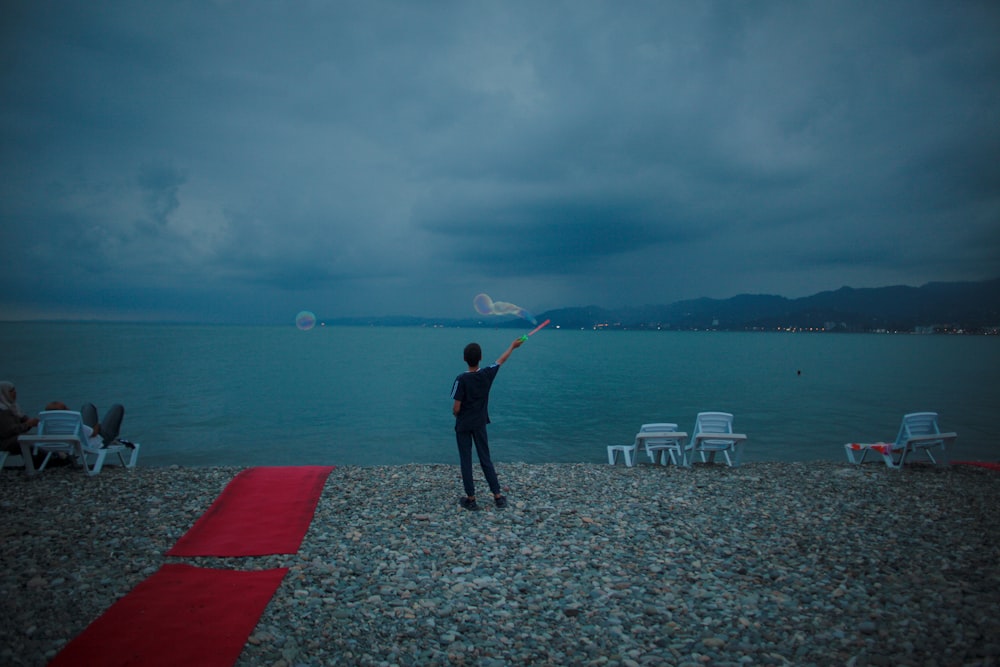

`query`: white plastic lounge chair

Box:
[17,410,81,473]
[637,423,688,466]
[1,449,29,472]
[607,423,689,467]
[844,412,956,469]
[606,443,636,466]
[686,412,747,467]
[18,410,140,476]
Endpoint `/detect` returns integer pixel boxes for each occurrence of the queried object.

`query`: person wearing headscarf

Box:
[1,381,40,455]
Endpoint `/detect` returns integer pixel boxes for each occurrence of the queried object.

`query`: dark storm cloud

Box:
[1,1,998,322]
[421,197,706,277]
[137,164,186,229]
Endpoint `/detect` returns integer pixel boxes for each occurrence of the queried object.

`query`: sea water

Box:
[1,322,997,467]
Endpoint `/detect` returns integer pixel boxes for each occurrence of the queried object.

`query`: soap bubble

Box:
[473,293,494,315]
[295,310,317,331]
[472,293,536,325]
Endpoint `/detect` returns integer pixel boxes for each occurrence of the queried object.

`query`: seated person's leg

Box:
[81,403,99,428]
[100,404,125,445]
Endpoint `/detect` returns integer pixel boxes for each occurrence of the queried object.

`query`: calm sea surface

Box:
[1,323,997,467]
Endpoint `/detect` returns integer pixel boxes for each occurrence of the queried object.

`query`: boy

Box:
[451,337,523,510]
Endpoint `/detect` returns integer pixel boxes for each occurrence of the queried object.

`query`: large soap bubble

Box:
[295,310,317,331]
[472,293,536,325]
[473,293,494,315]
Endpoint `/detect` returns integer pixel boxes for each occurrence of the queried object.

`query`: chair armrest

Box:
[693,433,747,443]
[634,432,688,447]
[17,434,83,446]
[906,432,957,444]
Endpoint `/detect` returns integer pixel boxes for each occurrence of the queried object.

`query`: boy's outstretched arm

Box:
[495,337,524,366]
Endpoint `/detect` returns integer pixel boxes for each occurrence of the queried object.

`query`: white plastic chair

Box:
[637,423,686,466]
[686,412,747,467]
[844,412,956,469]
[18,410,140,476]
[607,443,636,466]
[1,450,29,473]
[18,410,81,472]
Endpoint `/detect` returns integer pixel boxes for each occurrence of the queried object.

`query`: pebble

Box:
[1,461,998,666]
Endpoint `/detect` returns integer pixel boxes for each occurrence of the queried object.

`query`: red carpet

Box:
[167,465,334,557]
[954,461,1000,471]
[48,564,287,667]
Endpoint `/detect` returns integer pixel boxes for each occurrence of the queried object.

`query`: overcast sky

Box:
[2,1,998,323]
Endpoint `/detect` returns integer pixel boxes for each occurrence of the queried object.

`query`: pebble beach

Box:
[1,461,998,667]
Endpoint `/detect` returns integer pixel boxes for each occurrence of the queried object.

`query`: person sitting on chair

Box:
[0,381,40,456]
[81,402,125,446]
[45,401,125,447]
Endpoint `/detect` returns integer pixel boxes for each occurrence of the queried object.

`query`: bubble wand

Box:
[519,319,551,342]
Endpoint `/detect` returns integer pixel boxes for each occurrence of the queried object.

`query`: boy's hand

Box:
[496,338,523,365]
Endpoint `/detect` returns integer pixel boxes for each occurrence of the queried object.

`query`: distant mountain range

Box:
[327,277,1000,333]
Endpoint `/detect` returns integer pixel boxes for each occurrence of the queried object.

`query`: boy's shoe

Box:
[494,495,508,509]
[460,497,480,511]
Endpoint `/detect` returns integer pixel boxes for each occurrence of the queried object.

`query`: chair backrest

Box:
[693,412,734,436]
[640,423,678,433]
[37,410,86,438]
[692,412,736,447]
[896,412,940,444]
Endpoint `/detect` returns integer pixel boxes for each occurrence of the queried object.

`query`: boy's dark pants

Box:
[456,426,501,498]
